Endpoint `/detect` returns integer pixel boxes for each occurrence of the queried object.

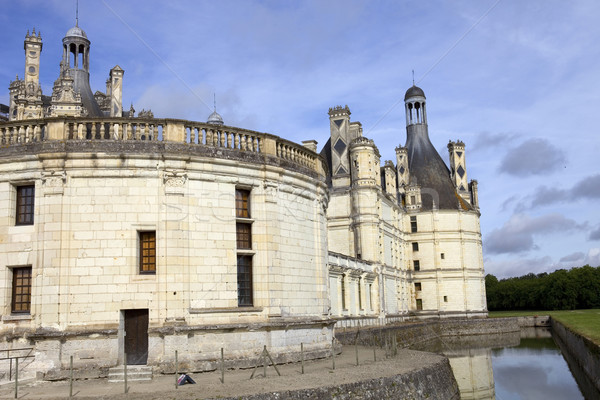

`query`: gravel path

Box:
[0,346,444,400]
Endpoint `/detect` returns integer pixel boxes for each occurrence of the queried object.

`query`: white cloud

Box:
[498,138,566,177]
[485,213,586,255]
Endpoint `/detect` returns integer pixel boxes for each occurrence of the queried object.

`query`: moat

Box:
[412,327,599,400]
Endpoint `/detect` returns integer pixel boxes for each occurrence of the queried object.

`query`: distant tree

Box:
[485,265,600,311]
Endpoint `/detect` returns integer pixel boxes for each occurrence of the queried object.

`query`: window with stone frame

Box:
[16,185,35,225]
[236,189,254,307]
[416,299,423,311]
[415,282,422,291]
[410,216,417,233]
[413,260,420,271]
[139,231,156,274]
[11,266,32,314]
[341,276,347,310]
[358,277,363,310]
[412,242,419,252]
[237,255,253,306]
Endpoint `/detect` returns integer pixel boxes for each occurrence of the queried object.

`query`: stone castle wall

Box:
[0,130,332,378]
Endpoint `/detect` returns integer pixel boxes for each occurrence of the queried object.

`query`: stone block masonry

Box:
[551,317,600,393]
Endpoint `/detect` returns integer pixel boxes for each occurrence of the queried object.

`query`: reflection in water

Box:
[492,336,583,400]
[446,348,495,400]
[410,328,597,400]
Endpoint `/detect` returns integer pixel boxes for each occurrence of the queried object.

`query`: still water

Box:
[411,328,599,400]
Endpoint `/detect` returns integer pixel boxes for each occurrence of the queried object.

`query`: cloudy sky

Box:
[1,1,599,278]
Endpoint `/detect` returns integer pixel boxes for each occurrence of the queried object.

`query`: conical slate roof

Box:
[405,87,469,211]
[406,130,464,210]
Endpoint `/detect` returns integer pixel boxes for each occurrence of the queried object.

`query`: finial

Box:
[412,69,415,86]
[76,0,79,27]
[213,93,216,111]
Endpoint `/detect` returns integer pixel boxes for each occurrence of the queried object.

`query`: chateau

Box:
[0,20,486,378]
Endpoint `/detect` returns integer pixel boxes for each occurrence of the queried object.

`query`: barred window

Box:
[236,223,252,249]
[235,189,250,218]
[412,242,419,251]
[237,255,253,307]
[139,231,156,274]
[12,267,32,314]
[16,185,35,225]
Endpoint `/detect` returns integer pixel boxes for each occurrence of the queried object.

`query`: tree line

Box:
[485,265,600,311]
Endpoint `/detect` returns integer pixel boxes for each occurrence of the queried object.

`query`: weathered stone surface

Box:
[213,357,459,400]
[551,318,600,392]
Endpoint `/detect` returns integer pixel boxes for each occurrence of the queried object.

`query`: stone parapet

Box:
[0,117,325,178]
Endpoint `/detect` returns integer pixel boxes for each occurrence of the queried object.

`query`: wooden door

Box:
[124,309,148,365]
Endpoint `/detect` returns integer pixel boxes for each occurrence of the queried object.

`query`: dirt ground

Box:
[0,346,443,400]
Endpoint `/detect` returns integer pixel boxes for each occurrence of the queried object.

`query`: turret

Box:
[328,105,362,189]
[382,160,397,199]
[395,145,409,193]
[24,28,42,88]
[448,140,469,202]
[349,136,381,261]
[9,29,44,120]
[109,65,124,117]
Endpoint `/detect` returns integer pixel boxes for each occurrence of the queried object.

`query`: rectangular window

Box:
[410,195,416,205]
[416,299,423,311]
[341,277,346,310]
[236,188,253,307]
[12,267,32,314]
[235,189,250,218]
[444,296,448,302]
[139,231,156,274]
[237,255,253,306]
[410,216,417,233]
[413,260,420,271]
[412,242,419,252]
[441,253,445,259]
[236,223,252,249]
[358,278,363,310]
[16,185,35,225]
[415,282,422,291]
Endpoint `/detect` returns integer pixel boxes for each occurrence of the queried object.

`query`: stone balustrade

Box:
[0,117,323,175]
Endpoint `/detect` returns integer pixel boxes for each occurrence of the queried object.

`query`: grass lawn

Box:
[489,309,600,345]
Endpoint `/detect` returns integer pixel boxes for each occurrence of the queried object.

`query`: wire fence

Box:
[2,329,407,398]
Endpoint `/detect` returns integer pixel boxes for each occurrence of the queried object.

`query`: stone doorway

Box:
[123,309,148,365]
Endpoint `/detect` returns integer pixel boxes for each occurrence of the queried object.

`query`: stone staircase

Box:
[108,365,153,382]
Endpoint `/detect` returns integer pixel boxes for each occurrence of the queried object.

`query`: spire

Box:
[207,93,224,125]
[412,69,415,86]
[76,0,79,27]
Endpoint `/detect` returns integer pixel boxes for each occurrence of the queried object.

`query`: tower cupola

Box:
[58,18,102,116]
[404,85,427,126]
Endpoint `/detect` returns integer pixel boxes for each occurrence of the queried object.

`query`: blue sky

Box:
[1,0,599,278]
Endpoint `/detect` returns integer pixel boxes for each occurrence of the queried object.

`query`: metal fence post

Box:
[301,343,305,374]
[220,348,224,384]
[69,355,73,398]
[331,339,335,370]
[124,357,128,394]
[175,350,179,389]
[14,357,18,399]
